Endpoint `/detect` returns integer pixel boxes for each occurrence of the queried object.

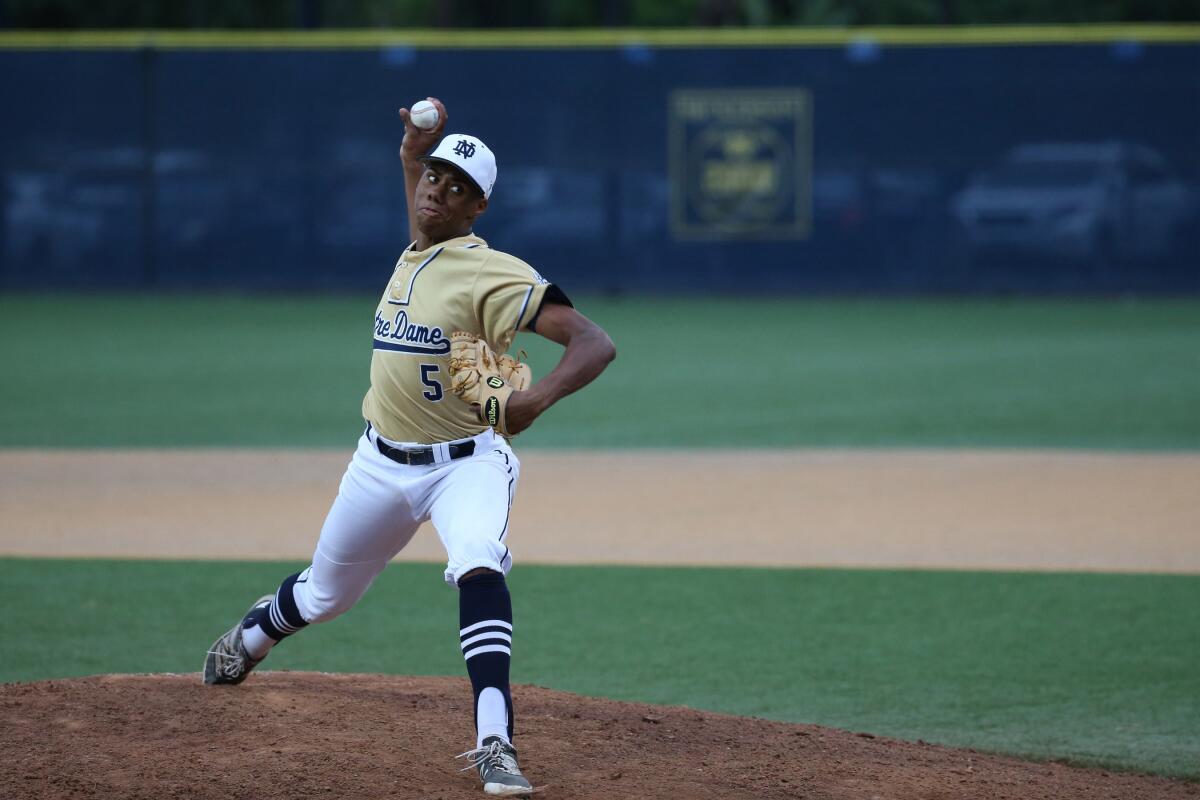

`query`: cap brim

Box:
[418,156,486,198]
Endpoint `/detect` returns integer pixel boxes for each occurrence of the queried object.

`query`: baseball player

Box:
[202,96,616,797]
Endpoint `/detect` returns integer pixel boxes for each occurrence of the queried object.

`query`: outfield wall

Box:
[1,28,1198,293]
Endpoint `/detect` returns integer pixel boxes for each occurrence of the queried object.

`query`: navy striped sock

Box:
[458,571,514,743]
[246,571,310,643]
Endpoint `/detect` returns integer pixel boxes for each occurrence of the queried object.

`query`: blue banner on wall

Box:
[669,88,812,240]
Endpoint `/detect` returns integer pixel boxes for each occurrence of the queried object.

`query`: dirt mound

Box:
[1,673,1193,800]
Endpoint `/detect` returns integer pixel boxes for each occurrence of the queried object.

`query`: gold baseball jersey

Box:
[362,233,551,444]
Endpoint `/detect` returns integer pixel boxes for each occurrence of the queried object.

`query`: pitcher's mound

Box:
[0,672,1191,799]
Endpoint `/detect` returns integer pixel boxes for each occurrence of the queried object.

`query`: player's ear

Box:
[470,197,488,220]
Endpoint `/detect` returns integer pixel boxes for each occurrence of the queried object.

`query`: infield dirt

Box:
[3,448,1198,799]
[2,673,1196,800]
[2,448,1198,571]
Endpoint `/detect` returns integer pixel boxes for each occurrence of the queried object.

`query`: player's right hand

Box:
[398,96,447,163]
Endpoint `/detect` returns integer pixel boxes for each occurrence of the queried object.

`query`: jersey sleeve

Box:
[473,253,552,352]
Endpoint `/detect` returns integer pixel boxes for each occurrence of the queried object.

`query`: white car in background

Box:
[952,141,1196,263]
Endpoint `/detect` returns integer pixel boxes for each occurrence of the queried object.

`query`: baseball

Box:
[410,100,439,130]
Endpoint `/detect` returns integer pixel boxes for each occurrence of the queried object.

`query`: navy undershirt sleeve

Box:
[527,284,574,333]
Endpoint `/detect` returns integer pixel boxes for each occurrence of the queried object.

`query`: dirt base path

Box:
[2,449,1198,572]
[2,673,1195,800]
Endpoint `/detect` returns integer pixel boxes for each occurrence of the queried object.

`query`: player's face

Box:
[415,163,487,240]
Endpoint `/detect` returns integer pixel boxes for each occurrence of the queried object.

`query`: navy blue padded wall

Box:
[1,41,1197,292]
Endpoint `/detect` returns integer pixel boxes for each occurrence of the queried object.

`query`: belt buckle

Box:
[400,445,431,464]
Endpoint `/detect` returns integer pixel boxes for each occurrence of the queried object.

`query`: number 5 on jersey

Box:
[420,363,443,401]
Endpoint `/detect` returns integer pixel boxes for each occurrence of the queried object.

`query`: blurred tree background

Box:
[1,0,1197,29]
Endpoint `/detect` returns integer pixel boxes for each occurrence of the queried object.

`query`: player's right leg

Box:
[203,429,422,685]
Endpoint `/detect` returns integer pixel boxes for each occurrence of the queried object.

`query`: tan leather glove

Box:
[447,332,532,437]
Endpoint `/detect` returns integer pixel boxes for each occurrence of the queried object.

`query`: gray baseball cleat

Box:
[457,736,534,796]
[203,595,272,685]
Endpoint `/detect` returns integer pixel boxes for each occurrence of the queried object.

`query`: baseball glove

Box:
[447,332,532,437]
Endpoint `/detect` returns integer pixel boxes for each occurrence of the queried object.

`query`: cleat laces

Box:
[207,633,250,678]
[456,739,521,776]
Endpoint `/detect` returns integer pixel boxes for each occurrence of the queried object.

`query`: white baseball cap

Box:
[419,133,497,199]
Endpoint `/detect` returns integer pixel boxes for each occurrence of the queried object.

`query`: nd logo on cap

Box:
[421,134,497,198]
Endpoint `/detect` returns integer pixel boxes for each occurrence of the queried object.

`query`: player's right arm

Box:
[397,97,448,242]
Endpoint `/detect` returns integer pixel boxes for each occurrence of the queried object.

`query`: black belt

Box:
[374,436,476,466]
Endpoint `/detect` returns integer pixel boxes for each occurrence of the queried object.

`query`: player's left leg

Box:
[454,567,532,796]
[456,567,514,743]
[429,443,519,745]
[425,438,533,794]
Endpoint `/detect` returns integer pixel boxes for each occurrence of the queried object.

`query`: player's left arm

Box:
[504,301,616,436]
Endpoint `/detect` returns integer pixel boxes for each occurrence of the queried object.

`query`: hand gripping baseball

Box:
[398,96,447,162]
[447,332,532,437]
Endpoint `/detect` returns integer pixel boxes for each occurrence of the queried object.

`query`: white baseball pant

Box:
[291,425,520,625]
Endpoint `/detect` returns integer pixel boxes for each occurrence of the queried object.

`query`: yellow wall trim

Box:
[1,24,1199,50]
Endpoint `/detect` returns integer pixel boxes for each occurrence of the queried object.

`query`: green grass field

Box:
[1,558,1196,779]
[1,295,1198,448]
[2,295,1198,780]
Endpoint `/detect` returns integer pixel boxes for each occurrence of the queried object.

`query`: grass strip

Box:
[0,558,1195,778]
[1,295,1198,448]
